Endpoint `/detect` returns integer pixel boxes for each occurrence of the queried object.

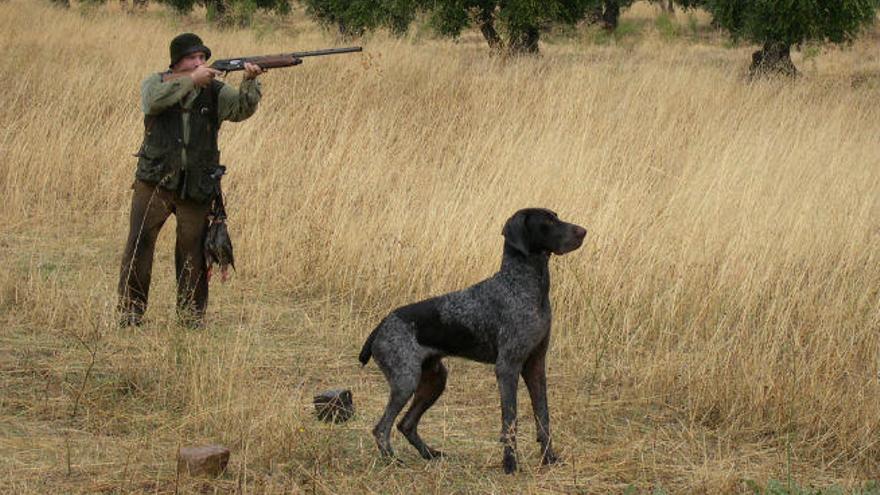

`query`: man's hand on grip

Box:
[190,66,222,87]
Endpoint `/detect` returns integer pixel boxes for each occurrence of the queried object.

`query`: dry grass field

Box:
[1,0,879,493]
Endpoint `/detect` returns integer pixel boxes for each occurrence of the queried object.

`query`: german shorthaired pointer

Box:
[359,208,587,473]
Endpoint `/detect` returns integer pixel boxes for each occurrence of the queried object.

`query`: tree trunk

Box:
[750,42,798,78]
[120,0,148,12]
[665,0,675,14]
[601,1,620,32]
[207,0,226,22]
[336,20,365,40]
[476,7,502,52]
[585,4,603,25]
[508,25,539,55]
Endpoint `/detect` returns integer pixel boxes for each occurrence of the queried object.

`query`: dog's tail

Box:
[358,319,384,366]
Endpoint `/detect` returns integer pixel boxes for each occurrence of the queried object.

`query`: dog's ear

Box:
[502,211,531,256]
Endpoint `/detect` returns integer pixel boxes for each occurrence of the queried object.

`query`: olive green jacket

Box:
[134,74,261,202]
[141,72,261,123]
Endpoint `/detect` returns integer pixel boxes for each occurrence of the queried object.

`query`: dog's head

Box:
[501,208,587,257]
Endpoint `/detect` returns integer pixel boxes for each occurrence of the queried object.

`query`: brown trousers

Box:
[118,179,211,324]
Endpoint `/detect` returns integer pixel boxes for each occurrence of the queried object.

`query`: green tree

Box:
[156,0,290,25]
[698,0,880,76]
[302,0,595,54]
[301,0,413,37]
[585,0,636,31]
[647,0,701,15]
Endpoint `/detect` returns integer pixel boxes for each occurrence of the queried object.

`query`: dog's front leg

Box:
[522,343,558,466]
[496,360,521,474]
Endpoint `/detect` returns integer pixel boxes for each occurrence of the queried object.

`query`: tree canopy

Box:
[302,0,602,53]
[696,0,880,75]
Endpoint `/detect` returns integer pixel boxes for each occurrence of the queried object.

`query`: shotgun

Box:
[211,46,363,72]
[163,46,362,81]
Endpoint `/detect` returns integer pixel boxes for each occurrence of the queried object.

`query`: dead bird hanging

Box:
[205,166,235,282]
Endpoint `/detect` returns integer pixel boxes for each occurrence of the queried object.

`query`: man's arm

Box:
[141,72,196,115]
[218,63,264,122]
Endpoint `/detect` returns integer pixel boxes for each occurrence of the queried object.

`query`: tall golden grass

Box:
[1,0,879,492]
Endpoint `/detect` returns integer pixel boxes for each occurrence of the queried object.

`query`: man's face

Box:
[173,51,207,72]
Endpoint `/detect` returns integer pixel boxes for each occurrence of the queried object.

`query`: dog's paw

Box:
[502,454,517,474]
[423,448,445,460]
[541,451,561,466]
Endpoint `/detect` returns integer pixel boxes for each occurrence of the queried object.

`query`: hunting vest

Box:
[135,77,223,203]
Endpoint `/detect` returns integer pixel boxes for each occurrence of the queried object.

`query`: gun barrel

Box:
[209,47,362,73]
[290,47,363,58]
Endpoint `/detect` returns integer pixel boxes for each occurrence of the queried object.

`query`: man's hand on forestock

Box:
[190,65,222,87]
[242,62,265,81]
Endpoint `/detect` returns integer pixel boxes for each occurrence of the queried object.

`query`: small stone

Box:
[314,389,354,423]
[177,445,230,477]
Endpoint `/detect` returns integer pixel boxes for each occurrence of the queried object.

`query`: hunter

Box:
[118,32,264,327]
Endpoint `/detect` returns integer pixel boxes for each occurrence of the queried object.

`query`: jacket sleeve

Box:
[217,78,262,123]
[141,73,196,115]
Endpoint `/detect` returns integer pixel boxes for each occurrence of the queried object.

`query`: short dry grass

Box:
[1,1,879,493]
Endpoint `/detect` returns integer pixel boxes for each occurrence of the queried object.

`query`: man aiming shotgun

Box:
[118,32,361,328]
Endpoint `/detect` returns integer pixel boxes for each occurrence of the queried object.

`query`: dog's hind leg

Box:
[372,362,420,459]
[397,356,447,459]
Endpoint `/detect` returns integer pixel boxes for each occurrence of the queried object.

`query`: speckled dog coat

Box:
[359,208,587,473]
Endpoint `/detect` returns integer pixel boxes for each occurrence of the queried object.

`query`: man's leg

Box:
[118,181,172,326]
[174,197,211,327]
